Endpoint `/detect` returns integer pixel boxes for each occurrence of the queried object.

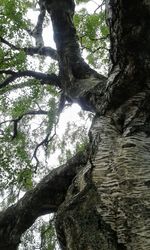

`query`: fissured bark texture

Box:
[56,91,150,249]
[1,1,150,249]
[55,1,150,248]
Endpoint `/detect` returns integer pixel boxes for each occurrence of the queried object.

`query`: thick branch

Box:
[27,0,45,47]
[0,36,58,60]
[0,150,88,250]
[0,70,61,89]
[44,0,107,113]
[23,46,58,60]
[43,0,150,115]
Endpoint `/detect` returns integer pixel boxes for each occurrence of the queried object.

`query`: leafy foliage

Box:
[74,1,109,73]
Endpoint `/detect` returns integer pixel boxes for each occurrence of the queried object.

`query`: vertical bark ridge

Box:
[105,0,150,108]
[91,92,150,249]
[56,91,150,249]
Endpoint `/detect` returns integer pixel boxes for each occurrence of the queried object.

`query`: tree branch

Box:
[32,131,56,172]
[0,150,89,250]
[23,46,58,60]
[45,0,107,113]
[27,0,45,47]
[0,70,61,89]
[32,94,65,170]
[94,0,105,13]
[0,110,49,139]
[0,36,58,60]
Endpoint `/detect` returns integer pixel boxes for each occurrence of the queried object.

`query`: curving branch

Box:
[0,109,49,139]
[27,0,45,47]
[0,149,89,250]
[32,94,66,169]
[0,70,61,89]
[0,97,65,170]
[32,131,56,171]
[94,0,105,13]
[45,0,107,113]
[0,37,58,60]
[82,45,109,53]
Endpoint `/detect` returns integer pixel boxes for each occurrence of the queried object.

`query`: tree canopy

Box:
[1,0,150,249]
[0,0,109,248]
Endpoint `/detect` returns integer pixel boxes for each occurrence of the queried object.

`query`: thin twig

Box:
[94,0,105,13]
[32,94,66,171]
[0,110,49,139]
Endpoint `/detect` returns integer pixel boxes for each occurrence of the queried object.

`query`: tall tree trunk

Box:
[0,1,150,249]
[56,102,150,249]
[54,1,150,249]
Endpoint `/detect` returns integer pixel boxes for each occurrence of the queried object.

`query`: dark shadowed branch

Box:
[0,37,58,60]
[94,0,105,13]
[32,131,56,171]
[45,0,108,113]
[0,70,61,89]
[0,109,52,170]
[7,110,49,139]
[0,150,89,250]
[0,110,49,128]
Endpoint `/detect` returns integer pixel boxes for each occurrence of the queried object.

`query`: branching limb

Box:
[0,150,89,250]
[23,46,58,60]
[82,45,109,53]
[27,0,45,47]
[94,0,105,13]
[0,37,58,60]
[0,109,49,139]
[32,130,56,172]
[0,97,65,171]
[0,37,18,50]
[0,70,61,89]
[32,94,65,170]
[45,0,107,113]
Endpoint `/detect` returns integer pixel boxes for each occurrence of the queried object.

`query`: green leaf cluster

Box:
[0,0,32,38]
[74,6,109,72]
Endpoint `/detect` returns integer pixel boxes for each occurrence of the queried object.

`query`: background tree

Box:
[0,0,150,250]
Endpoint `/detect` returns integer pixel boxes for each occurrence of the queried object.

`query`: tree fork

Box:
[51,1,150,249]
[0,151,88,250]
[0,1,150,250]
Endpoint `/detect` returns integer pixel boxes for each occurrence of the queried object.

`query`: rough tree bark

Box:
[0,0,150,249]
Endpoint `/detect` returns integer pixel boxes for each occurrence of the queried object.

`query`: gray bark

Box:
[0,0,150,249]
[56,94,150,249]
[54,0,150,249]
